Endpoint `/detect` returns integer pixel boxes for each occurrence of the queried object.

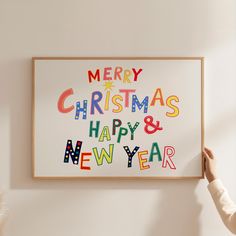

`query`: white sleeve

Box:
[0,192,7,227]
[208,179,236,234]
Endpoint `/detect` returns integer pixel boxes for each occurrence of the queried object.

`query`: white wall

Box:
[0,0,236,235]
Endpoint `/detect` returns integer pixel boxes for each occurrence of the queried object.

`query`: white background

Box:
[0,0,236,235]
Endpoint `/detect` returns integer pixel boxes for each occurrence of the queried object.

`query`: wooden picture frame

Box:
[32,57,204,179]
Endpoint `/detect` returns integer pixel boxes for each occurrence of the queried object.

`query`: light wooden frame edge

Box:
[32,56,205,180]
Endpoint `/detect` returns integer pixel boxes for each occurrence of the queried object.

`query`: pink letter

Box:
[119,89,136,107]
[162,146,176,169]
[104,67,112,80]
[114,67,123,80]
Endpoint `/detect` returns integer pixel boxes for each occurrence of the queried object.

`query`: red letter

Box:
[88,69,100,83]
[57,88,74,113]
[132,68,143,81]
[80,152,92,170]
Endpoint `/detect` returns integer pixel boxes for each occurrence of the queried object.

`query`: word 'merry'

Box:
[88,67,143,83]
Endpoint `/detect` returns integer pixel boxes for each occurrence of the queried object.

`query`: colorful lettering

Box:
[99,126,111,142]
[138,150,150,170]
[119,89,136,107]
[88,69,100,83]
[112,119,122,135]
[89,121,100,138]
[75,100,88,120]
[64,140,82,165]
[117,127,128,143]
[166,96,179,117]
[132,68,143,81]
[150,88,165,106]
[127,122,140,140]
[112,95,123,113]
[132,95,149,113]
[80,152,91,170]
[92,144,114,166]
[57,88,74,113]
[123,146,140,168]
[162,146,176,169]
[149,142,162,162]
[91,91,104,114]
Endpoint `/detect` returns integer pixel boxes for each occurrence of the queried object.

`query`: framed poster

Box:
[32,57,204,179]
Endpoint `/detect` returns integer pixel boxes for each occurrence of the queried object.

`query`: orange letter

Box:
[114,67,123,80]
[138,150,150,170]
[150,88,165,106]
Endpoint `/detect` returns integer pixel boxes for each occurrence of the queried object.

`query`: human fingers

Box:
[203,149,209,160]
[202,150,210,172]
[204,147,214,159]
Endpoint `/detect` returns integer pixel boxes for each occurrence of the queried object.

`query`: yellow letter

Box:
[138,150,150,170]
[123,69,132,83]
[112,95,123,113]
[166,95,179,117]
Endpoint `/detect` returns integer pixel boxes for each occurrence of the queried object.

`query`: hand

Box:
[203,147,217,183]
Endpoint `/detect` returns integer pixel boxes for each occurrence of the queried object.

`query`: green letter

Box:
[89,120,100,138]
[149,142,162,162]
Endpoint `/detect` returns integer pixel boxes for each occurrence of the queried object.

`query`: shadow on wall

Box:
[147,181,201,236]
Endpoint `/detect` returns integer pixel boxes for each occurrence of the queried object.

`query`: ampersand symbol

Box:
[144,115,163,134]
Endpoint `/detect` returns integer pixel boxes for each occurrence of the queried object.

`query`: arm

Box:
[208,179,236,234]
[204,147,236,234]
